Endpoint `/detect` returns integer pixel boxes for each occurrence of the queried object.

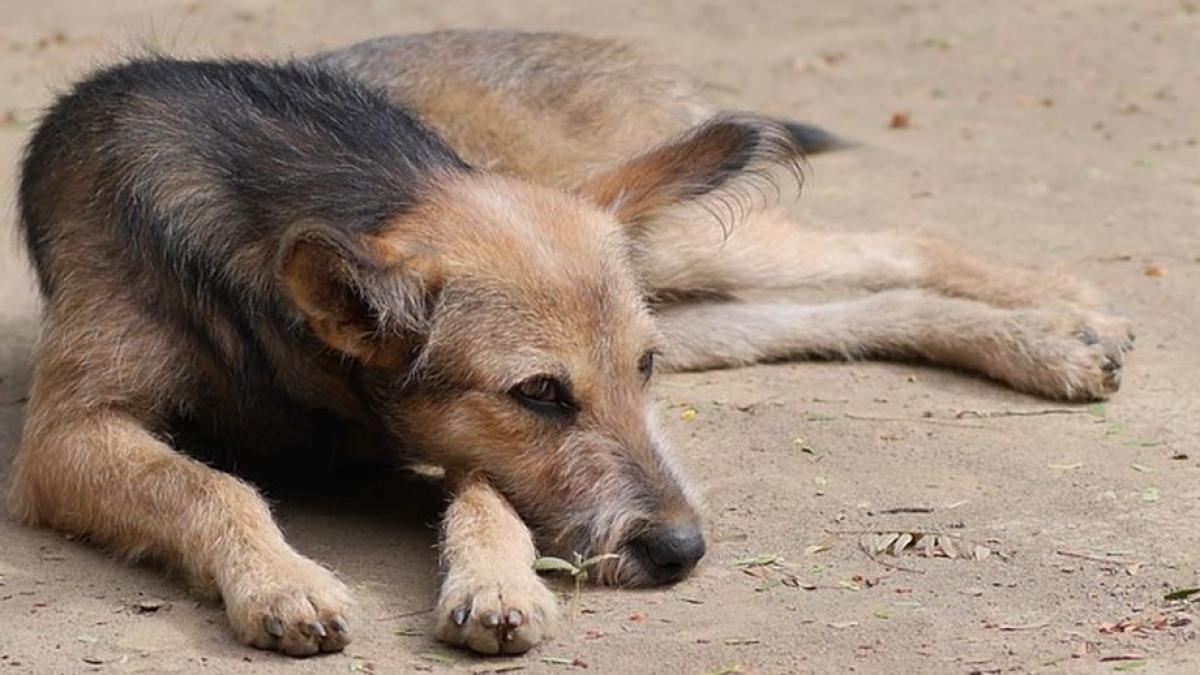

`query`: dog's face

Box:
[282,116,800,586]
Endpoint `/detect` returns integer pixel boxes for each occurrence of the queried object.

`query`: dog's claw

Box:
[504,609,524,628]
[1076,326,1100,345]
[330,616,349,634]
[302,620,327,638]
[481,610,501,628]
[451,606,469,627]
[263,616,285,638]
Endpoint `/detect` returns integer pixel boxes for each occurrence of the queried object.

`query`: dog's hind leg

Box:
[638,208,1101,309]
[434,471,558,655]
[654,290,1134,400]
[8,310,352,656]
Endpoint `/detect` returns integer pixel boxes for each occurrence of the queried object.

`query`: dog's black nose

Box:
[634,523,706,584]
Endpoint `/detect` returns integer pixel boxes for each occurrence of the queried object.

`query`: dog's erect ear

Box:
[574,114,804,230]
[279,225,439,369]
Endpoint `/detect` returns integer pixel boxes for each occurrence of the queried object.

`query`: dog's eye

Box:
[510,376,574,416]
[638,350,656,381]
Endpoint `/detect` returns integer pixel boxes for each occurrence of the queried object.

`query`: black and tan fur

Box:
[10,30,1133,657]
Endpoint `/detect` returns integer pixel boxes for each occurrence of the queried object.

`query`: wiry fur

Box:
[10,30,1134,660]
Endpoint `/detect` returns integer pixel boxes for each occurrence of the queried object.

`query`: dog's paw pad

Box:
[225,557,352,656]
[435,570,558,655]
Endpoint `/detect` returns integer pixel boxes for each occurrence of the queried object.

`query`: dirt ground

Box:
[1,1,1198,673]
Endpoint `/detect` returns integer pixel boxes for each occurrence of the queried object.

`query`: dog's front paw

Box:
[435,563,559,655]
[222,553,353,656]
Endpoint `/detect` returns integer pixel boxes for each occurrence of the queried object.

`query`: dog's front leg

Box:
[10,406,353,656]
[435,470,559,655]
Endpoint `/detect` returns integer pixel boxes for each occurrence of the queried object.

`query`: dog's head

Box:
[280,115,801,586]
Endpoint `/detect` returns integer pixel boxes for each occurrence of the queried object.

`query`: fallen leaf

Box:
[540,657,574,666]
[628,612,647,622]
[533,556,580,575]
[734,554,782,568]
[1143,263,1167,277]
[1164,587,1200,601]
[864,531,993,560]
[680,408,697,421]
[1141,487,1161,503]
[828,621,859,629]
[1100,653,1146,662]
[703,665,743,675]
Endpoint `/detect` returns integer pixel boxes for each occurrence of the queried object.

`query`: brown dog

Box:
[10,30,1133,658]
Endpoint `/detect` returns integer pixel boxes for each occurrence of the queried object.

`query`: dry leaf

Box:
[863,531,994,560]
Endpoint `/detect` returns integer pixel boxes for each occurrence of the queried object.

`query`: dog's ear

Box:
[574,114,803,231]
[279,225,439,369]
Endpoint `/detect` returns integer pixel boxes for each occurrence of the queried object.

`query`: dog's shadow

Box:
[236,460,448,617]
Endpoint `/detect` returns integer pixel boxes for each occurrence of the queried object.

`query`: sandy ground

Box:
[1,1,1198,673]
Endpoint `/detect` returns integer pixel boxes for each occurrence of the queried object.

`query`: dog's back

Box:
[318,31,842,192]
[315,31,710,189]
[18,58,471,457]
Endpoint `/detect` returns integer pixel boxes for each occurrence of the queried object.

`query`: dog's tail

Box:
[779,120,850,155]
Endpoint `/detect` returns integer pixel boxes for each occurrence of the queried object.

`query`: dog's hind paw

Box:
[989,307,1135,401]
[435,564,559,655]
[222,552,353,657]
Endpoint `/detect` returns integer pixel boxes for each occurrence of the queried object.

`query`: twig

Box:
[856,539,925,574]
[826,528,963,538]
[955,408,1087,419]
[843,413,993,430]
[1055,549,1144,566]
[878,506,935,514]
[997,619,1051,631]
[735,392,788,412]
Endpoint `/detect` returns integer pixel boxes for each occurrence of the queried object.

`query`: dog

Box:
[9,30,1134,657]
